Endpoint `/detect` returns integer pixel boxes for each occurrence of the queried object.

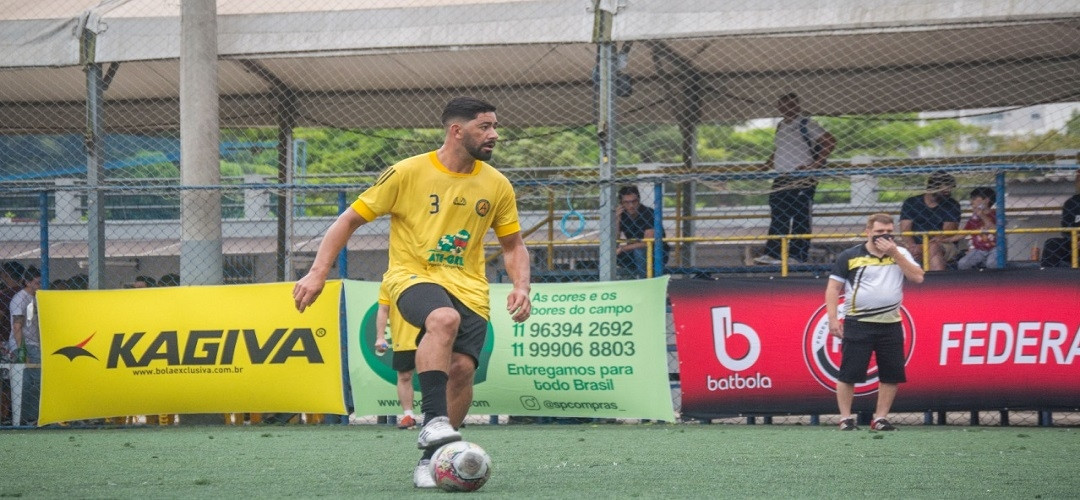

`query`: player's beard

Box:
[465,138,495,161]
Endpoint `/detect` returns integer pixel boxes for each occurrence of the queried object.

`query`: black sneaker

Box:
[870,417,897,431]
[838,417,859,431]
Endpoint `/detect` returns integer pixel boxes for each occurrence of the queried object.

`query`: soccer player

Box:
[374,281,418,429]
[826,213,924,431]
[293,97,532,488]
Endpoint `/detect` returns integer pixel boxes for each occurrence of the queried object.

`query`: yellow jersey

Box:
[352,151,521,319]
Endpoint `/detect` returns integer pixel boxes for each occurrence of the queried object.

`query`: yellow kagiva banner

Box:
[36,281,345,425]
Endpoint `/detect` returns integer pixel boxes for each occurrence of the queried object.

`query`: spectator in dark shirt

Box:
[1041,170,1080,267]
[900,171,961,271]
[615,186,669,278]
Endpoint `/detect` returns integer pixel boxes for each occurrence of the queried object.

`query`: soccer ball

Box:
[430,441,492,492]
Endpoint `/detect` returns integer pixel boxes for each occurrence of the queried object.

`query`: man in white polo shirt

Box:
[826,214,924,431]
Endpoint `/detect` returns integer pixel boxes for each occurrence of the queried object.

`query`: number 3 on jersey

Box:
[429,193,440,214]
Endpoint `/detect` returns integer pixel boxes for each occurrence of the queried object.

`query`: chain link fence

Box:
[2,1,1079,428]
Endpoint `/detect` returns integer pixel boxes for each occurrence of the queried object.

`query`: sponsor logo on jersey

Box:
[429,229,471,267]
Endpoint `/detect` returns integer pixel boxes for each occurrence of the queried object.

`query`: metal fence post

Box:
[995,171,1007,268]
[39,191,49,288]
[653,181,664,277]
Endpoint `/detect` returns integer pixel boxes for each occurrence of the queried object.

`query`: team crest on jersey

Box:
[475,199,491,217]
[429,229,471,267]
[453,196,467,206]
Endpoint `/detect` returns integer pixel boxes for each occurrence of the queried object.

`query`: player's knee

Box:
[425,307,461,336]
[448,355,476,382]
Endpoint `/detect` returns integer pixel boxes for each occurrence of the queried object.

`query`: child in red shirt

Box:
[954,187,998,270]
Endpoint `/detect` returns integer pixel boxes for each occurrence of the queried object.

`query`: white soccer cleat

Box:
[417,416,461,449]
[413,459,436,488]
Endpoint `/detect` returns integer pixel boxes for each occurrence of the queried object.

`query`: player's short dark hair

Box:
[927,171,956,191]
[969,187,995,205]
[617,185,640,199]
[441,97,497,126]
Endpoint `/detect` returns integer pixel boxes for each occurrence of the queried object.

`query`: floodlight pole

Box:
[594,1,618,282]
[81,29,106,290]
[180,0,223,287]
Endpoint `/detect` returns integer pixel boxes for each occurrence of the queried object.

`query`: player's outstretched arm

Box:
[293,209,367,312]
[498,231,532,323]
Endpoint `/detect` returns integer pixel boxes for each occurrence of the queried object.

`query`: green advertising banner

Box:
[345,277,674,421]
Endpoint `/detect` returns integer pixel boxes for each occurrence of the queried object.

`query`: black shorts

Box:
[837,320,907,384]
[396,282,487,368]
[391,349,416,373]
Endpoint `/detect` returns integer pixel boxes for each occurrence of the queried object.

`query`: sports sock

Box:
[418,370,449,424]
[404,409,415,417]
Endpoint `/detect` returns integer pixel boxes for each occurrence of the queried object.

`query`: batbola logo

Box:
[801,301,916,395]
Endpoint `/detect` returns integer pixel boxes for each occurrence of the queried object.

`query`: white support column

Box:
[179,0,222,287]
[53,178,79,223]
[243,175,270,219]
[850,156,877,206]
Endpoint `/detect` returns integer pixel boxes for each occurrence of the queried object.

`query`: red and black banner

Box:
[670,268,1080,418]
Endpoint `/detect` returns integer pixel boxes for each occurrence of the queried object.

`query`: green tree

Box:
[989,111,1080,153]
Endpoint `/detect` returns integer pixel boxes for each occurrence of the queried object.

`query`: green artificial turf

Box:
[1,423,1076,498]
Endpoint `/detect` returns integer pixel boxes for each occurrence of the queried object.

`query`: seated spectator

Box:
[68,274,89,290]
[158,273,181,287]
[900,171,961,271]
[1041,170,1080,267]
[615,186,670,278]
[951,187,999,270]
[129,276,156,288]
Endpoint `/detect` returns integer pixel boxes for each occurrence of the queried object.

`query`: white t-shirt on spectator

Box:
[773,116,827,172]
[9,289,38,347]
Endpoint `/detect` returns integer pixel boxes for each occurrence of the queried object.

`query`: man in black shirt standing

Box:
[615,186,669,278]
